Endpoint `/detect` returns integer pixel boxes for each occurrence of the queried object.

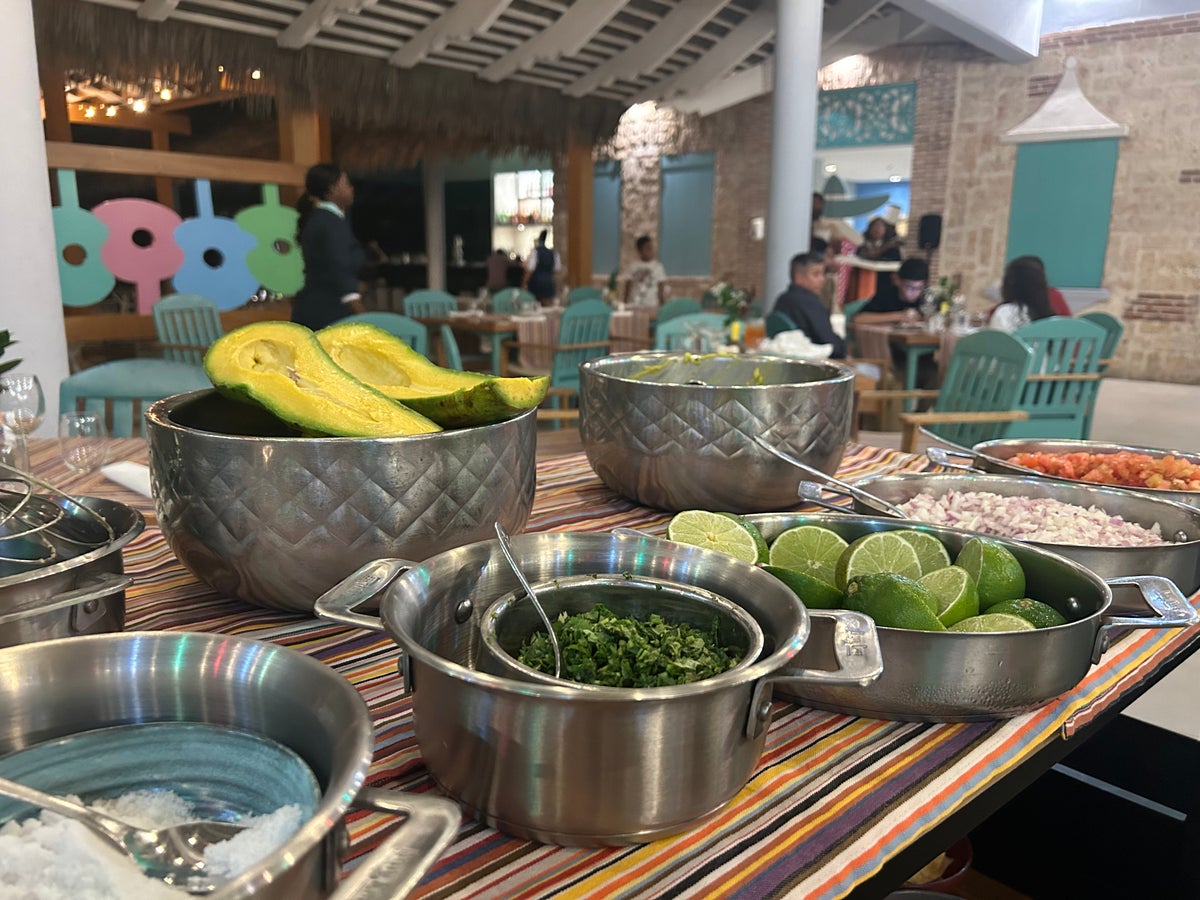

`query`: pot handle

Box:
[1091,575,1200,664]
[745,610,883,739]
[0,572,132,628]
[331,788,460,900]
[313,559,415,633]
[925,446,982,472]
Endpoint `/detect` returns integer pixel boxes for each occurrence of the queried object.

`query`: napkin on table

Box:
[101,462,153,498]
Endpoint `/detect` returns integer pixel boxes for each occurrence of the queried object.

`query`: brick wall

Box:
[569,15,1200,383]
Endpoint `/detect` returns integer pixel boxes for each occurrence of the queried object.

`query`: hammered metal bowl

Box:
[146,390,537,612]
[578,352,855,512]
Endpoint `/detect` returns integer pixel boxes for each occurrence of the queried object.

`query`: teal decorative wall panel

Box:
[817,82,917,148]
[592,159,621,277]
[660,153,714,277]
[1006,138,1119,288]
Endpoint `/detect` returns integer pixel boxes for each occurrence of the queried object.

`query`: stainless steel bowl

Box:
[315,531,882,845]
[748,514,1198,722]
[0,632,459,899]
[850,472,1200,595]
[145,390,537,612]
[960,438,1200,510]
[480,573,766,687]
[578,352,855,512]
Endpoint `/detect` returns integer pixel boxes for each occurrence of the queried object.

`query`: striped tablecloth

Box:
[26,439,1200,899]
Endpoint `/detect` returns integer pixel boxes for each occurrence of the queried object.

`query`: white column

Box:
[764,0,824,308]
[2,0,70,436]
[422,161,446,292]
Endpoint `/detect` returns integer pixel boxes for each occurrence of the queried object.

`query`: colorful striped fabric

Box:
[27,439,1200,899]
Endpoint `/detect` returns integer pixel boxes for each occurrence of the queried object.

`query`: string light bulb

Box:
[250,69,262,80]
[159,88,172,101]
[132,98,148,113]
[105,106,118,117]
[83,106,97,118]
[217,65,225,73]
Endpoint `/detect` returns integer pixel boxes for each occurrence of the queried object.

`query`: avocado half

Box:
[203,321,442,437]
[316,321,548,428]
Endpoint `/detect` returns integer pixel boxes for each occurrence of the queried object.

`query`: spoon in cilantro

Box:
[494,523,562,678]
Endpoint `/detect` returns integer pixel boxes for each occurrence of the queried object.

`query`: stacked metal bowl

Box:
[146,390,537,612]
[578,352,855,513]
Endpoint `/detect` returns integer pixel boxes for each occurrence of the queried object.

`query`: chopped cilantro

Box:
[517,603,741,688]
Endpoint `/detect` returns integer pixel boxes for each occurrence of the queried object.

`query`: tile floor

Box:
[865,377,1200,740]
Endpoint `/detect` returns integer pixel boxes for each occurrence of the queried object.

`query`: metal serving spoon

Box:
[753,436,908,518]
[0,776,245,894]
[494,523,562,678]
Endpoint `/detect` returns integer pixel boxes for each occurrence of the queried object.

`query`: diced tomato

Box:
[1008,450,1200,492]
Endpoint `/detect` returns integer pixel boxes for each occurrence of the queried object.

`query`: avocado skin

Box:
[204,321,442,437]
[316,322,548,428]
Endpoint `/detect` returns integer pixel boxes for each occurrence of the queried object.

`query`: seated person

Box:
[772,252,846,359]
[990,256,1055,332]
[855,257,929,325]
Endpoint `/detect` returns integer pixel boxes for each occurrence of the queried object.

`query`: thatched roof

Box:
[34,0,626,160]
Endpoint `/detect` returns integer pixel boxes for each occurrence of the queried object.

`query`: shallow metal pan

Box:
[846,472,1200,595]
[949,438,1200,511]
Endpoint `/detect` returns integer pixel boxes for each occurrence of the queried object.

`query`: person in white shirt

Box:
[989,257,1054,332]
[622,235,668,308]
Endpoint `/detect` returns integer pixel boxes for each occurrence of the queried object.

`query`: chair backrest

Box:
[341,313,429,356]
[492,288,534,314]
[152,294,223,365]
[551,299,611,390]
[653,313,728,351]
[59,359,211,438]
[657,297,702,324]
[1007,316,1107,440]
[1078,311,1124,364]
[925,330,1035,449]
[438,324,463,370]
[402,290,457,318]
[566,286,603,305]
[765,311,797,338]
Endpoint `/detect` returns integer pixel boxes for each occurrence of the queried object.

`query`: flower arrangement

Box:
[0,331,20,381]
[924,275,962,315]
[708,281,750,324]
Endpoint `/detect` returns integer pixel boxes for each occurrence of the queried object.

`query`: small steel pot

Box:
[748,514,1198,722]
[315,531,883,846]
[954,439,1200,511]
[842,472,1200,595]
[0,632,459,899]
[0,497,143,648]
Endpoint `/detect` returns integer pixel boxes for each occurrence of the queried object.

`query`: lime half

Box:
[896,530,952,577]
[919,565,979,627]
[834,531,923,590]
[985,598,1066,629]
[667,510,762,563]
[956,538,1026,610]
[717,513,769,563]
[768,525,848,586]
[948,613,1035,633]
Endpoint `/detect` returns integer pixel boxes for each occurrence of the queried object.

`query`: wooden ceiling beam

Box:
[563,0,727,98]
[45,141,307,186]
[277,0,379,50]
[667,61,772,117]
[67,105,192,134]
[477,0,623,83]
[137,0,181,21]
[155,90,245,112]
[389,0,512,68]
[638,3,775,103]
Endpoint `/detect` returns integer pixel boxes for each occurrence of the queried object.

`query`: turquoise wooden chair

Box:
[152,294,223,365]
[841,297,871,357]
[491,288,534,314]
[765,311,797,338]
[657,297,702,324]
[887,330,1035,452]
[59,359,211,438]
[566,286,603,305]
[402,290,457,318]
[653,313,728,351]
[1078,311,1124,372]
[438,324,463,370]
[342,312,429,356]
[1006,317,1107,441]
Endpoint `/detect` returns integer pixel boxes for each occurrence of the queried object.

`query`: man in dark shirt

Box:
[857,257,928,322]
[772,252,846,359]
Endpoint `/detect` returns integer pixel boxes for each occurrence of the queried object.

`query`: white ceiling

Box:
[816,144,913,183]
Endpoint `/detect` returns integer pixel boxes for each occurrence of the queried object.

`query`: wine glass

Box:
[0,375,45,436]
[59,413,110,475]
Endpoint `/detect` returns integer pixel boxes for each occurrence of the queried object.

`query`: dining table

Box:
[25,435,1200,899]
[413,312,519,375]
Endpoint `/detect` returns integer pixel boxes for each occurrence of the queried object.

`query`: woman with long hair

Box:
[291,163,367,330]
[991,256,1054,332]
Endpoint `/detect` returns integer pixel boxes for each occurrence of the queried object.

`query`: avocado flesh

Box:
[204,322,442,437]
[316,322,548,428]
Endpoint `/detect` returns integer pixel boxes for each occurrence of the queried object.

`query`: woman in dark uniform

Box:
[291,164,367,330]
[522,229,561,303]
